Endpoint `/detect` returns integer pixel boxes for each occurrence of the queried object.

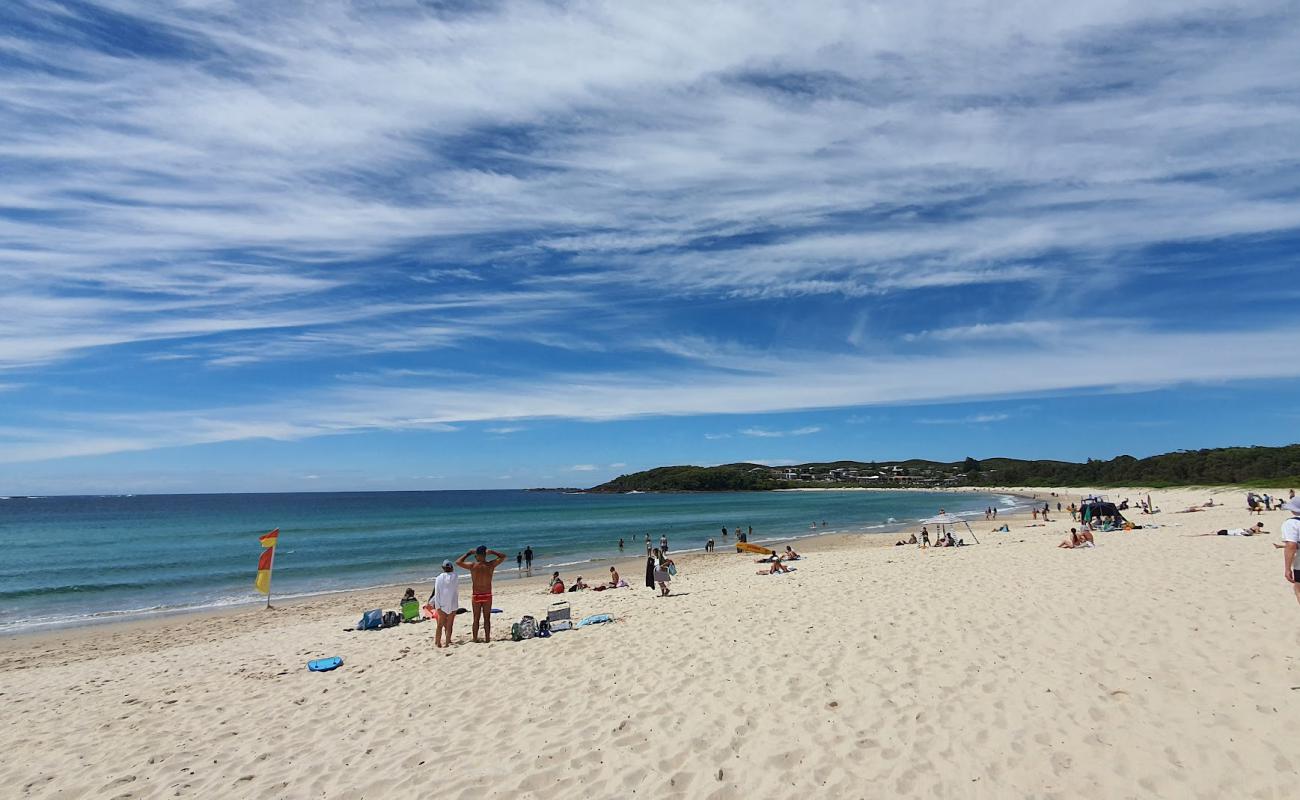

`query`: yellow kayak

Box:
[735,541,776,556]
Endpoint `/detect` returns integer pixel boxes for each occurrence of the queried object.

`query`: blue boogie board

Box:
[308,656,343,672]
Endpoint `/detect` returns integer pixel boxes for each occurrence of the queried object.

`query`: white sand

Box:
[2,485,1298,798]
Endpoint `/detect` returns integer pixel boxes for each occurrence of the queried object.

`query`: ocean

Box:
[0,489,1023,633]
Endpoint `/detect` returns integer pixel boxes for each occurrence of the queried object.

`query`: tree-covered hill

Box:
[586,444,1300,492]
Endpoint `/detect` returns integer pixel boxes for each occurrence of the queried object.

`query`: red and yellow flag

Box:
[255,547,274,594]
[259,528,280,548]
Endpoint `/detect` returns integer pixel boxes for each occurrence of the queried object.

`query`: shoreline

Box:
[0,489,1031,640]
[5,484,1297,798]
[0,490,1038,646]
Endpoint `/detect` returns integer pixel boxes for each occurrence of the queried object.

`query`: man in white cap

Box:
[432,559,460,648]
[1282,498,1300,608]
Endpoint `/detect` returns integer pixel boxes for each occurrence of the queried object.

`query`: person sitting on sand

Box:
[783,546,800,561]
[549,571,565,593]
[568,575,589,591]
[402,587,417,604]
[1058,527,1095,549]
[907,533,917,545]
[608,566,620,586]
[767,558,790,574]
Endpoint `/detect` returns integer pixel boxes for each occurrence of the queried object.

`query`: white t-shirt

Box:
[434,571,459,614]
[1282,517,1300,570]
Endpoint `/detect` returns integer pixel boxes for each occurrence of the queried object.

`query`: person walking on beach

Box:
[653,548,673,597]
[432,559,459,648]
[1282,499,1300,607]
[456,546,505,643]
[645,533,652,554]
[706,537,714,553]
[645,549,656,590]
[523,546,533,577]
[660,533,668,553]
[920,526,930,549]
[515,551,523,575]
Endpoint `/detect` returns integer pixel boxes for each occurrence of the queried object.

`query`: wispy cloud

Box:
[740,426,824,438]
[568,464,597,472]
[917,413,1011,425]
[486,426,526,435]
[3,1,1300,476]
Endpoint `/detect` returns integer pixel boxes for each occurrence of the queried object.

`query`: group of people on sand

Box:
[900,525,962,548]
[756,545,799,574]
[549,566,628,594]
[423,545,508,648]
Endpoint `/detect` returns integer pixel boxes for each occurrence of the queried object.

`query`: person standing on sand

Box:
[660,533,668,553]
[523,546,533,576]
[653,548,673,596]
[515,551,523,575]
[456,546,505,643]
[645,549,656,590]
[1282,499,1300,607]
[432,560,459,648]
[920,526,930,549]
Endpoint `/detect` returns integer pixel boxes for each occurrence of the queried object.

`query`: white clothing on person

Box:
[434,571,460,614]
[1282,516,1300,570]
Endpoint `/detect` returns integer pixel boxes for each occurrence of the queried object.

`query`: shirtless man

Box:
[456,545,506,642]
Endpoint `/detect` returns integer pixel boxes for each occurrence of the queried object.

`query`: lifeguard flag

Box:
[259,528,280,548]
[254,547,274,594]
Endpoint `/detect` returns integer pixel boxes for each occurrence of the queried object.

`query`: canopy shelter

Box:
[920,513,979,545]
[1079,501,1126,526]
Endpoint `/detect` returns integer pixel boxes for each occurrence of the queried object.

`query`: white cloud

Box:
[568,464,597,471]
[917,413,1011,425]
[740,426,823,438]
[486,426,526,434]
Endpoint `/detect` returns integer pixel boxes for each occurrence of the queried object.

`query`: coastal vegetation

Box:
[588,444,1300,492]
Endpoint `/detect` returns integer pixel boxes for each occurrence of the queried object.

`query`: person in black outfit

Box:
[645,551,656,589]
[523,546,533,576]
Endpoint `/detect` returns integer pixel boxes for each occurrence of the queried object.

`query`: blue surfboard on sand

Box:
[308,656,343,672]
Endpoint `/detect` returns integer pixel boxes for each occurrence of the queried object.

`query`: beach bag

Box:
[358,609,384,630]
[667,563,678,576]
[537,619,551,637]
[382,610,401,628]
[519,615,537,639]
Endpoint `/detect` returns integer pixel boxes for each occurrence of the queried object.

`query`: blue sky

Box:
[1,0,1298,494]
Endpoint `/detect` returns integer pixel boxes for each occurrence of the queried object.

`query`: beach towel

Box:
[577,613,612,627]
[308,656,343,672]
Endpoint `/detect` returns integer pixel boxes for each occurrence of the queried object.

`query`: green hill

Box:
[587,444,1300,492]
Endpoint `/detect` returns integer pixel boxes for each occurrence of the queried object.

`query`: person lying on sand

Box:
[762,559,791,574]
[1193,523,1266,537]
[568,576,589,591]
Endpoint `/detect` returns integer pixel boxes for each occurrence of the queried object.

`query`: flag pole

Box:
[266,545,275,609]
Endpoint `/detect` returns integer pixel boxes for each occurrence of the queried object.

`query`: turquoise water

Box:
[0,489,1020,632]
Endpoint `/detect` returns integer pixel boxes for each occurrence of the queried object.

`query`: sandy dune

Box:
[2,486,1298,798]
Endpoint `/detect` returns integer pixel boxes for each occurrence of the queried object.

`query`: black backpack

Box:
[382,610,401,628]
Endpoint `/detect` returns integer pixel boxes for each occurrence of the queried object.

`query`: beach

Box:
[2,485,1298,798]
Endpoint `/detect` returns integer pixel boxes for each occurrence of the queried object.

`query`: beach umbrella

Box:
[919,513,979,545]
